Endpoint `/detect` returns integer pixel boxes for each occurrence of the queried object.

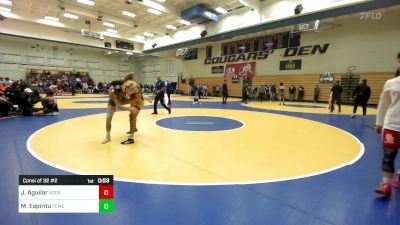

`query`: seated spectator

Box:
[0,82,6,92]
[19,88,34,116]
[0,91,13,117]
[33,91,59,116]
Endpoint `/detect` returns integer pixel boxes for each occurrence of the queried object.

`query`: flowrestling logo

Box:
[204,44,330,65]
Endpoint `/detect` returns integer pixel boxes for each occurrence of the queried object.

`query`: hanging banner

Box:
[224,62,256,83]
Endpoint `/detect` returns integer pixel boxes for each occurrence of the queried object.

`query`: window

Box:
[222,44,228,56]
[245,41,250,53]
[184,48,198,60]
[289,33,301,47]
[253,38,259,52]
[229,43,236,55]
[206,46,212,58]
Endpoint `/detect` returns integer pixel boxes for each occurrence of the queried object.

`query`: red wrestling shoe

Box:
[374,182,391,197]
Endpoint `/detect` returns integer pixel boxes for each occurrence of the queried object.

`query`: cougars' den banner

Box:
[224,62,256,83]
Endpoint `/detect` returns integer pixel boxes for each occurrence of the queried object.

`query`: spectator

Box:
[298,86,305,101]
[0,91,13,117]
[330,81,343,113]
[289,84,296,101]
[314,85,320,103]
[19,88,34,116]
[215,85,221,97]
[222,79,228,104]
[270,83,276,102]
[278,83,285,105]
[0,82,6,92]
[242,84,249,104]
[202,84,208,99]
[257,83,266,102]
[350,79,371,118]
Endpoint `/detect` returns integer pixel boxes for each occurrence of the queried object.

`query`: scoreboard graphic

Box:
[19,175,114,213]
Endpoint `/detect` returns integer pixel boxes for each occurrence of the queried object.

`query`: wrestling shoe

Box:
[374,182,391,197]
[121,138,134,145]
[350,114,356,118]
[393,172,400,189]
[101,136,111,144]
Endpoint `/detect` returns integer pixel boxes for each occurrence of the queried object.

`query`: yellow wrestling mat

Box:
[243,101,378,115]
[28,109,363,185]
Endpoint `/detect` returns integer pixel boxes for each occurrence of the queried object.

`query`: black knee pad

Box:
[382,148,397,173]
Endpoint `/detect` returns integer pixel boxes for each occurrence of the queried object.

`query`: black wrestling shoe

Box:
[152,112,158,115]
[168,108,171,114]
[121,138,134,145]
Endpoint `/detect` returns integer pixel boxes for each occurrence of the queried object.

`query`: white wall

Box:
[0,35,140,82]
[174,9,400,78]
[143,0,370,50]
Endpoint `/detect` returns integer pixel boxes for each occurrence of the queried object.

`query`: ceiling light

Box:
[135,35,144,39]
[179,19,190,25]
[166,25,176,30]
[0,0,12,6]
[77,0,95,6]
[106,29,118,33]
[0,11,19,19]
[155,0,166,2]
[144,32,154,37]
[100,32,120,38]
[38,19,65,27]
[147,8,161,15]
[63,12,79,19]
[103,22,115,28]
[239,0,249,7]
[122,11,136,17]
[215,7,228,14]
[0,6,11,12]
[44,16,59,22]
[126,52,134,55]
[204,11,213,18]
[142,0,164,11]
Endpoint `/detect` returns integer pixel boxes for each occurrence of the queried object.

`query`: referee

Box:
[152,75,171,115]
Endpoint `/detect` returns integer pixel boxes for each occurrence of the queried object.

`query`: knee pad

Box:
[382,148,397,173]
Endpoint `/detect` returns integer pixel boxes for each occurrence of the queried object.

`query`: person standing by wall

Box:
[373,52,400,197]
[289,84,296,101]
[152,75,171,115]
[166,79,173,105]
[222,79,228,104]
[278,83,285,105]
[314,85,320,103]
[257,83,266,102]
[330,81,343,113]
[270,83,276,102]
[242,84,249,104]
[298,85,305,102]
[350,79,371,118]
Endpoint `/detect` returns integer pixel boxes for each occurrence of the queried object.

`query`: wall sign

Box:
[204,44,330,65]
[224,62,256,83]
[320,72,334,83]
[211,66,224,74]
[279,60,302,70]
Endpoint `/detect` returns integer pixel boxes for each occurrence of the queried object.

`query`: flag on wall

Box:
[224,62,256,83]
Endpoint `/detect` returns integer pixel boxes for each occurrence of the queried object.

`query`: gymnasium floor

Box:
[1,94,399,225]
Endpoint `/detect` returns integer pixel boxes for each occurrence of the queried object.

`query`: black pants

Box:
[330,96,341,112]
[258,93,264,102]
[222,92,228,103]
[314,94,319,102]
[353,98,368,115]
[154,92,170,113]
[167,91,171,104]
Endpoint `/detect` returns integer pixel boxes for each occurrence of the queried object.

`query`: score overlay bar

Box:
[19,175,114,213]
